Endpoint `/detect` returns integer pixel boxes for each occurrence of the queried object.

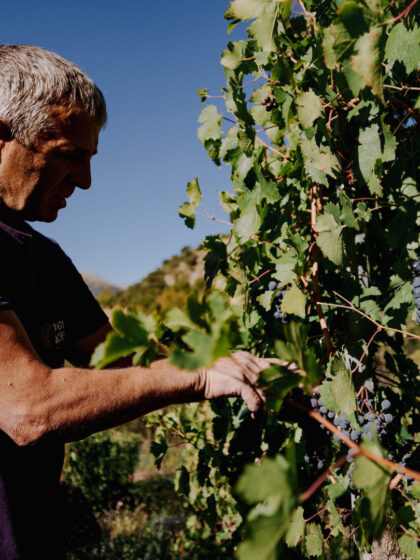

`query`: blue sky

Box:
[1,1,241,286]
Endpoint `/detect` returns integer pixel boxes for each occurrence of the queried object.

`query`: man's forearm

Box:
[10,359,202,445]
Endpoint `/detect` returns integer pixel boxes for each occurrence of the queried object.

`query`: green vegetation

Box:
[67,1,420,558]
[98,246,205,314]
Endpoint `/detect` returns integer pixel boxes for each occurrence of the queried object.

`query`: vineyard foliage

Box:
[93,0,420,558]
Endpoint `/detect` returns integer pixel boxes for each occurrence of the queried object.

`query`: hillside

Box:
[80,271,124,299]
[97,245,205,314]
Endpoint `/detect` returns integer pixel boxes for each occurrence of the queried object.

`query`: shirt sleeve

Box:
[54,248,109,344]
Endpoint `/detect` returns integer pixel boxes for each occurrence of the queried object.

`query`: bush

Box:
[63,429,141,510]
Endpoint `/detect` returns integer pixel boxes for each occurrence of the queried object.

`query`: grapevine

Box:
[95,1,420,558]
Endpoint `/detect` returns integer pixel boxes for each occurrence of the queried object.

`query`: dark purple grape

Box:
[350,430,361,441]
[384,414,393,423]
[412,260,420,275]
[261,99,268,106]
[328,412,335,419]
[317,460,325,470]
[367,412,376,421]
[310,398,318,408]
[318,398,323,405]
[304,454,311,463]
[268,280,277,291]
[381,400,391,410]
[333,417,341,426]
[320,406,328,414]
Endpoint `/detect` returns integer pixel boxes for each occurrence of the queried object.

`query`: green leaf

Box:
[350,27,385,103]
[358,124,383,196]
[273,253,298,285]
[398,535,420,560]
[322,23,355,69]
[197,88,208,103]
[179,177,202,229]
[236,455,297,560]
[318,354,356,415]
[281,283,306,319]
[315,213,345,266]
[285,506,305,547]
[234,205,261,241]
[304,523,324,557]
[296,90,323,128]
[248,3,278,52]
[337,1,369,37]
[221,40,246,70]
[255,167,280,204]
[300,137,340,186]
[353,440,391,537]
[197,105,222,144]
[385,23,420,75]
[225,0,279,52]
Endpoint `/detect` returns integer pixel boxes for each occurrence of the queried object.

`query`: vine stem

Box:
[256,136,292,161]
[309,185,334,356]
[319,291,420,341]
[391,0,420,22]
[286,400,420,482]
[351,328,381,374]
[300,455,348,502]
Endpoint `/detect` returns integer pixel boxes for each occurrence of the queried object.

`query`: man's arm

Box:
[0,310,269,446]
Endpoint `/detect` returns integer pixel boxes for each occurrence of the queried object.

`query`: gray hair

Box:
[0,44,107,145]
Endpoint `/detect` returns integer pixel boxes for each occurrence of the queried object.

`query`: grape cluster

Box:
[261,96,278,111]
[412,259,420,323]
[268,281,288,323]
[310,394,395,463]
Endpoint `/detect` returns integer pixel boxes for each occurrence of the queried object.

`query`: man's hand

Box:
[196,351,282,413]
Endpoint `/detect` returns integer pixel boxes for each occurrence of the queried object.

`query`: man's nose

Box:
[73,159,92,190]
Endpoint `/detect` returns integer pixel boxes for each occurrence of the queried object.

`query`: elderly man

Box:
[0,45,272,559]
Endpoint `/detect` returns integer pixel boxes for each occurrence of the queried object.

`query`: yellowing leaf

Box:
[351,26,385,103]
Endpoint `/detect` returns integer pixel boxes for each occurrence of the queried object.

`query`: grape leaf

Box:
[281,282,306,318]
[179,177,202,228]
[358,124,382,196]
[351,26,385,103]
[304,523,324,557]
[315,213,345,266]
[296,90,323,128]
[300,137,340,186]
[285,506,305,547]
[385,23,420,75]
[353,440,391,537]
[322,23,355,69]
[198,105,222,144]
[236,456,297,560]
[318,354,356,415]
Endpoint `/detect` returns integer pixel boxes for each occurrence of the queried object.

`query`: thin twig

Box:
[256,136,292,161]
[248,268,273,285]
[351,328,381,374]
[318,293,420,341]
[287,400,420,482]
[300,456,348,502]
[391,0,420,23]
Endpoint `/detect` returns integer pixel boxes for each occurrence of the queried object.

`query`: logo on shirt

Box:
[41,320,65,349]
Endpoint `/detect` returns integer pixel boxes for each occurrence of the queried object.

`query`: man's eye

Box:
[58,150,82,161]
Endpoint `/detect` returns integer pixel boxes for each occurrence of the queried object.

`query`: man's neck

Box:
[0,201,26,228]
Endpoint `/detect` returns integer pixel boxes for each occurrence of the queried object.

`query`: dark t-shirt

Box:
[0,219,108,559]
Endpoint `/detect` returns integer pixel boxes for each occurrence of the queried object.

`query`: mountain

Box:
[80,271,124,299]
[95,245,205,314]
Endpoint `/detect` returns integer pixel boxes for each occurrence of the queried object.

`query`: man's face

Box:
[0,105,101,222]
